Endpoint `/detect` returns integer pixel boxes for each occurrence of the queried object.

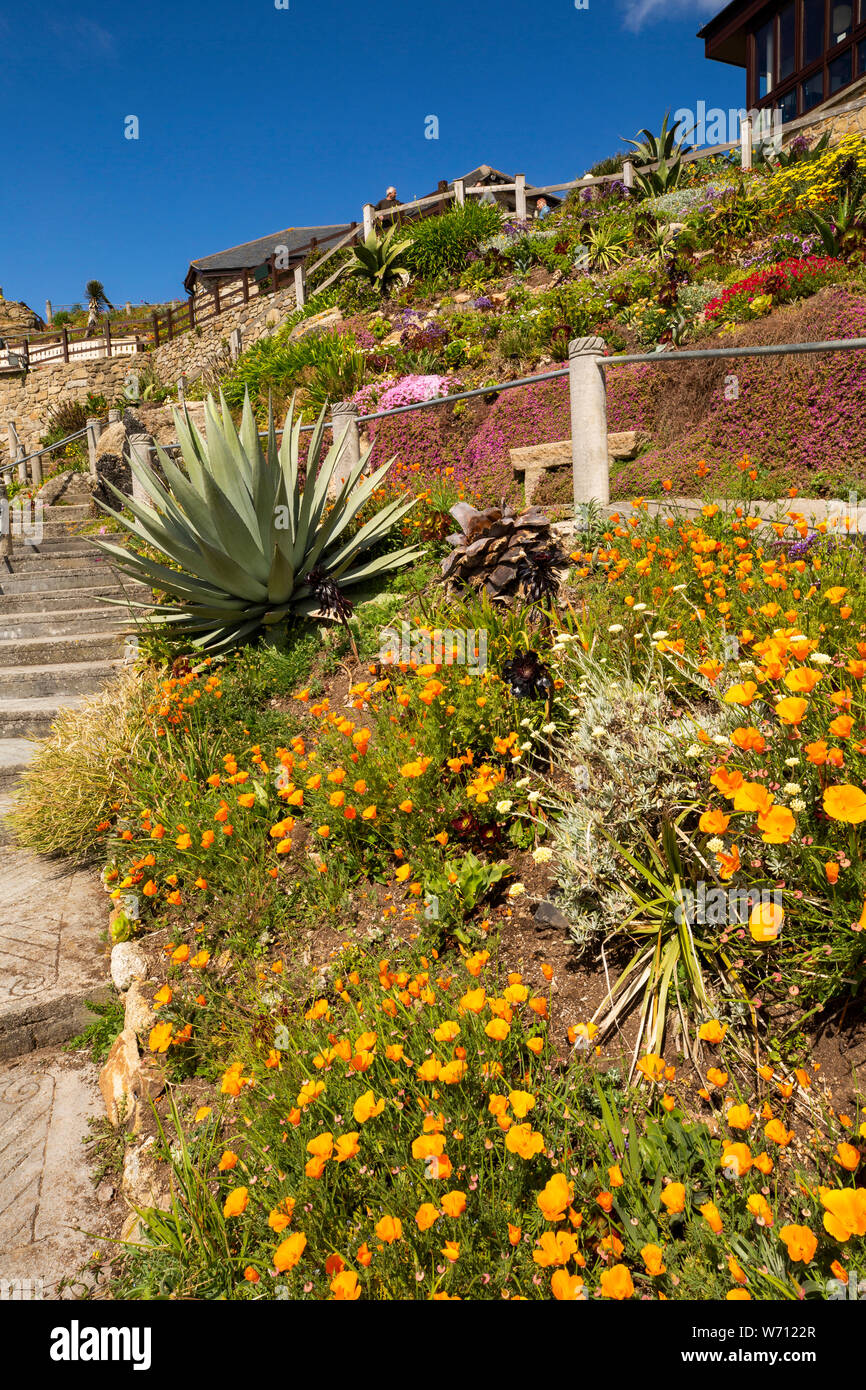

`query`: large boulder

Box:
[0,291,44,336]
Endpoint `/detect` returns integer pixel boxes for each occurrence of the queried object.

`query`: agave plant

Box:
[624,112,688,197]
[348,224,412,295]
[806,190,866,262]
[94,394,423,653]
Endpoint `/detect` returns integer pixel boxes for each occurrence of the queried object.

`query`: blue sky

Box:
[0,1,744,312]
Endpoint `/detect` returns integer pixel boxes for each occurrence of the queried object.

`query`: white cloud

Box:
[619,0,721,33]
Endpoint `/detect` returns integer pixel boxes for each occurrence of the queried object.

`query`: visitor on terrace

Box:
[375,186,402,226]
[535,197,551,219]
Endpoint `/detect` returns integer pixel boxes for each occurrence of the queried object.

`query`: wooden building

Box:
[699,0,866,120]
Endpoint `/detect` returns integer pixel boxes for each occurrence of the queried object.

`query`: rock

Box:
[96,1180,116,1204]
[534,900,571,931]
[288,307,343,342]
[121,1135,171,1213]
[110,941,148,992]
[453,292,472,304]
[607,430,646,461]
[380,330,403,347]
[95,421,127,461]
[36,470,96,505]
[124,979,157,1038]
[99,1028,143,1127]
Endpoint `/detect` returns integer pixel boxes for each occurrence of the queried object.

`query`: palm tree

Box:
[84,279,114,337]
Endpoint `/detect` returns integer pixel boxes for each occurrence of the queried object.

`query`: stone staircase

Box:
[0,488,141,788]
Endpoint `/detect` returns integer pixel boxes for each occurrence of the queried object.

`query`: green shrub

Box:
[407,203,503,278]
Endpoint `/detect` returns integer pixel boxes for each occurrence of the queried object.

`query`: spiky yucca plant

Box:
[94,393,422,653]
[348,224,412,295]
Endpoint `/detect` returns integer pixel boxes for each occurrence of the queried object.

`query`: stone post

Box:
[128,433,155,509]
[329,403,361,498]
[514,173,526,220]
[229,327,243,362]
[453,179,465,206]
[294,264,306,309]
[30,451,43,487]
[363,203,375,239]
[622,159,634,190]
[7,423,26,485]
[108,408,122,424]
[568,336,609,507]
[740,114,753,171]
[86,416,101,478]
[45,299,53,325]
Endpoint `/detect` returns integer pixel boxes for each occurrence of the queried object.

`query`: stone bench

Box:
[510,432,648,502]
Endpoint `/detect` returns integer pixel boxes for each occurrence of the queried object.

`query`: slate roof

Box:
[183,223,357,291]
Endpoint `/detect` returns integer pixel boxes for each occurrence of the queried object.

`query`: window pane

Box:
[831,2,853,41]
[829,46,853,89]
[779,88,799,121]
[780,2,797,76]
[859,36,866,71]
[756,18,775,95]
[803,0,826,63]
[802,70,825,106]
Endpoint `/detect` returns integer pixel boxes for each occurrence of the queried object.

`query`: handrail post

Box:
[568,335,609,507]
[363,203,375,238]
[105,318,112,358]
[0,465,10,560]
[30,449,43,487]
[188,294,196,330]
[622,159,634,190]
[453,179,465,206]
[294,264,306,309]
[8,423,26,487]
[151,310,159,348]
[329,402,361,498]
[61,326,69,363]
[166,304,173,341]
[740,114,753,171]
[515,173,526,220]
[214,281,221,315]
[86,416,101,478]
[128,433,155,509]
[242,268,249,304]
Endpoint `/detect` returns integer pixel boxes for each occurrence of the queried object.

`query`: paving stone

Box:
[0,1049,112,1296]
[0,847,109,1059]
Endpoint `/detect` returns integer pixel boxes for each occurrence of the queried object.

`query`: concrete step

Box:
[0,738,37,792]
[0,608,128,640]
[0,566,123,595]
[0,659,122,700]
[0,584,144,614]
[0,696,89,738]
[0,632,125,667]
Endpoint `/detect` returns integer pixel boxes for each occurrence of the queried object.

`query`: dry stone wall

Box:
[0,358,133,458]
[151,281,299,383]
[1,280,300,461]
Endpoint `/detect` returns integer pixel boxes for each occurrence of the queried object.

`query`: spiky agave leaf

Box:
[94,392,423,652]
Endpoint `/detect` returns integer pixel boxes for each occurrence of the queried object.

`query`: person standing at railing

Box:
[374,187,402,228]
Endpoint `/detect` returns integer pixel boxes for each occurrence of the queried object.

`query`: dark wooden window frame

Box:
[747,0,866,114]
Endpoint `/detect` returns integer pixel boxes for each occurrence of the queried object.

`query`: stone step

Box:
[17,538,102,558]
[41,504,92,522]
[0,659,122,701]
[0,738,37,792]
[0,632,126,668]
[0,566,124,595]
[0,549,106,571]
[0,608,128,641]
[0,696,89,738]
[0,584,144,613]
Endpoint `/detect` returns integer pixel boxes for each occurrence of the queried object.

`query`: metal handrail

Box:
[1,425,90,477]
